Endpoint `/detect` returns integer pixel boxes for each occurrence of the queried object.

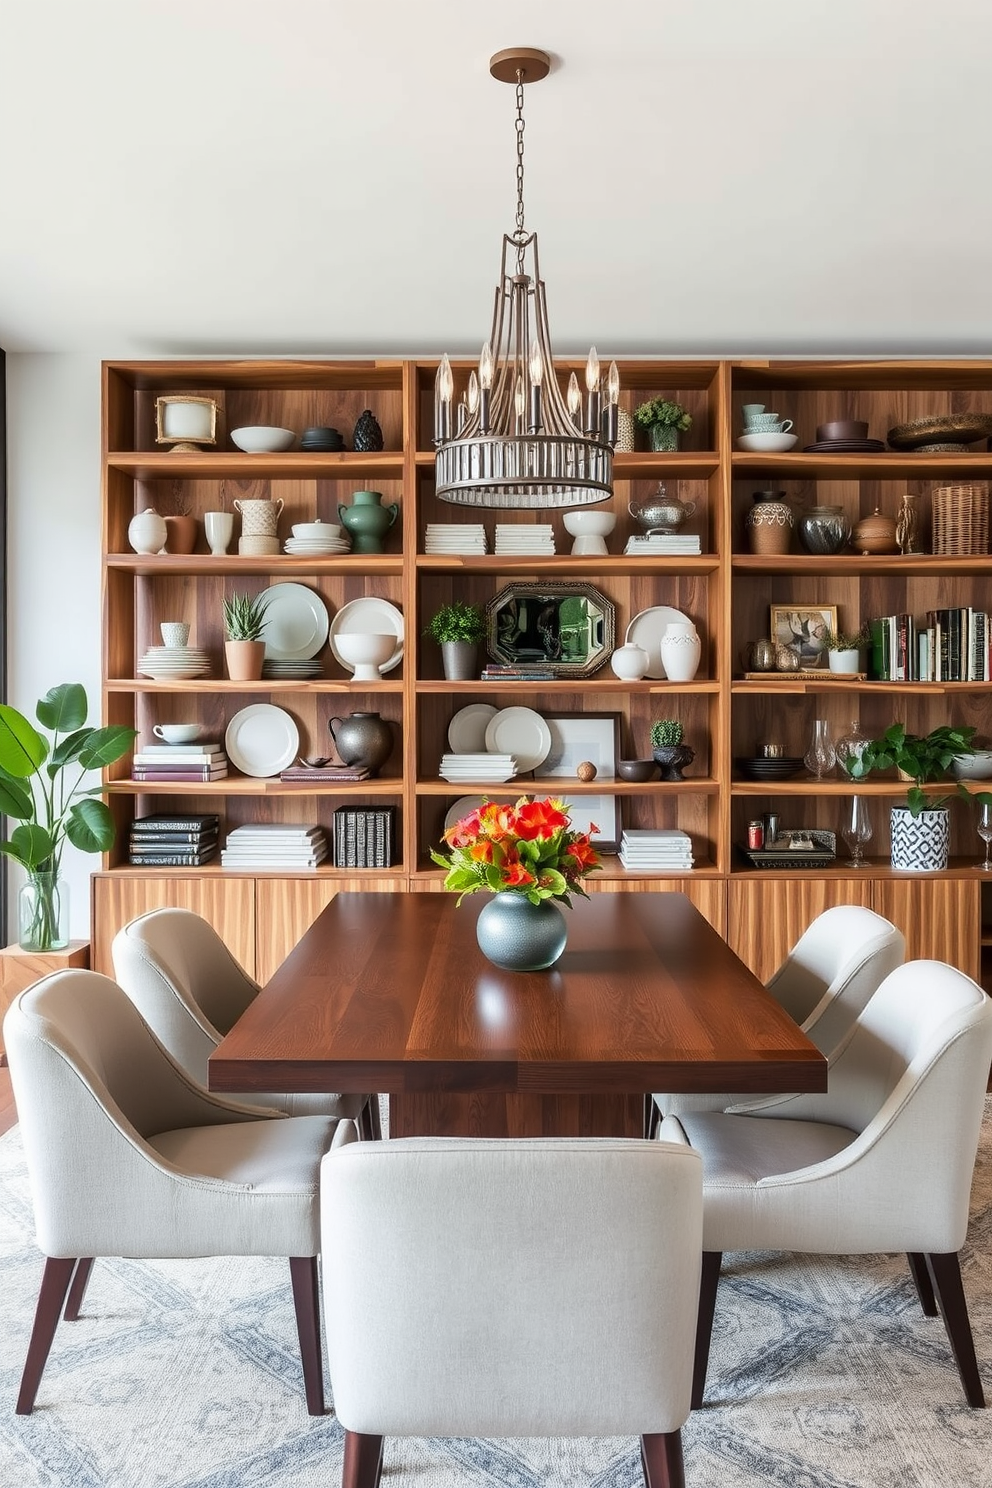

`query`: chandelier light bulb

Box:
[529,339,544,386]
[605,361,621,445]
[514,375,526,421]
[607,361,620,406]
[479,343,495,391]
[467,371,480,415]
[567,372,582,420]
[439,353,454,404]
[585,346,601,393]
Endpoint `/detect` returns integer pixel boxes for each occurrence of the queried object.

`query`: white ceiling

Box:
[2,0,992,358]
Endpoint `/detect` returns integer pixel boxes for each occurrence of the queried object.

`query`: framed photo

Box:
[542,713,622,852]
[553,793,619,855]
[769,604,837,672]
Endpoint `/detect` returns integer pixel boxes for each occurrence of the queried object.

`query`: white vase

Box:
[890,806,950,872]
[128,508,167,555]
[658,624,701,683]
[610,643,649,680]
[828,649,861,674]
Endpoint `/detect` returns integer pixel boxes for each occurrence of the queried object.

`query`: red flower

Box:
[502,861,535,888]
[513,798,570,840]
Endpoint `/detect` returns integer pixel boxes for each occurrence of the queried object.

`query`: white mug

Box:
[204,510,234,555]
[153,723,201,743]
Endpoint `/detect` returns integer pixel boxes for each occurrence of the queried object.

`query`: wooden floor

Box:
[0,1064,16,1136]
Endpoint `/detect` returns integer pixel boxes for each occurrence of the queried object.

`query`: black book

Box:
[131,813,221,833]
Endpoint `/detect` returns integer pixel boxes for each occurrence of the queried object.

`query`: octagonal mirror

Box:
[485,582,615,677]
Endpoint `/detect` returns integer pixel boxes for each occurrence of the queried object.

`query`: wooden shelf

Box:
[108,451,405,481]
[108,777,405,795]
[416,678,721,695]
[415,554,720,575]
[732,678,992,696]
[107,679,405,693]
[106,553,403,576]
[733,452,992,479]
[416,776,720,796]
[733,554,992,578]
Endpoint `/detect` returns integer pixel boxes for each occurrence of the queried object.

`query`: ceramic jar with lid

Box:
[628,484,696,534]
[853,507,898,555]
[797,504,851,555]
[745,491,793,555]
[128,508,168,555]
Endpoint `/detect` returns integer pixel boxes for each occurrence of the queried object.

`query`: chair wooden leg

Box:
[907,1252,937,1317]
[691,1251,722,1409]
[641,1431,685,1488]
[342,1430,384,1488]
[16,1256,77,1414]
[63,1257,94,1321]
[926,1252,986,1407]
[288,1256,325,1415]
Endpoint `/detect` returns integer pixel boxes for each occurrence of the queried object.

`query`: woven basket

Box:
[931,482,989,555]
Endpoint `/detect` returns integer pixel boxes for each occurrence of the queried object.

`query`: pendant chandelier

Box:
[434,47,618,509]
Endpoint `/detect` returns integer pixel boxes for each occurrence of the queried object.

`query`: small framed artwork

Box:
[543,712,622,780]
[769,604,837,672]
[553,793,620,855]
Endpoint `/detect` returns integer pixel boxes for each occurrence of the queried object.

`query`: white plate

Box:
[329,597,404,674]
[443,796,490,832]
[484,707,552,774]
[259,583,329,661]
[225,704,300,778]
[447,703,499,754]
[625,605,694,679]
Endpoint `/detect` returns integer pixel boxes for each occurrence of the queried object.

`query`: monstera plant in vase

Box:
[846,722,977,872]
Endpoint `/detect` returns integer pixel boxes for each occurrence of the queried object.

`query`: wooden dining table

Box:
[209,891,827,1137]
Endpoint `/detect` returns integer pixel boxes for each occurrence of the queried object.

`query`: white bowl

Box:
[562,509,617,538]
[335,631,396,682]
[736,432,799,452]
[952,752,992,780]
[231,426,295,453]
[292,520,341,539]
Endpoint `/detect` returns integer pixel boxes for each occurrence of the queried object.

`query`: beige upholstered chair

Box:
[112,907,380,1138]
[652,905,905,1125]
[4,968,356,1415]
[665,960,992,1409]
[321,1137,703,1488]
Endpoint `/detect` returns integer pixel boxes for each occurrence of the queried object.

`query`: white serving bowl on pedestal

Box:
[335,632,396,683]
[562,509,616,556]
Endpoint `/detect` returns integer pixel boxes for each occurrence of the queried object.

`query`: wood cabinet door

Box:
[872,879,980,980]
[254,877,401,984]
[591,876,726,936]
[728,877,874,984]
[91,875,256,978]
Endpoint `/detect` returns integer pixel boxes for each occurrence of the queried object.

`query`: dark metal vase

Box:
[652,744,695,781]
[475,894,568,971]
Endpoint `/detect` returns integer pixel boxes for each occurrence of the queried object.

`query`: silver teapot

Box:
[628,482,696,535]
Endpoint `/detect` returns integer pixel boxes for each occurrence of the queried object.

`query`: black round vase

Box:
[652,744,695,781]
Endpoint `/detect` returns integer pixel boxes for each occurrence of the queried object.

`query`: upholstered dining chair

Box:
[4,968,356,1416]
[652,904,905,1125]
[664,959,992,1409]
[112,907,380,1138]
[320,1136,703,1488]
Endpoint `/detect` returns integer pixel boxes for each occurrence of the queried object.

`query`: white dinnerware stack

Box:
[624,533,702,555]
[425,523,487,555]
[438,752,517,783]
[137,644,211,680]
[220,823,328,870]
[494,523,555,556]
[283,529,350,555]
[618,828,694,872]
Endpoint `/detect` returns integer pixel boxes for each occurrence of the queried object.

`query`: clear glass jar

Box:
[797,504,851,555]
[835,719,870,778]
[18,872,69,952]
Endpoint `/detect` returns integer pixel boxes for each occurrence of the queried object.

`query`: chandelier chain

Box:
[514,72,526,262]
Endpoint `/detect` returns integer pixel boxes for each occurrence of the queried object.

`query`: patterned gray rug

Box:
[1,1106,990,1488]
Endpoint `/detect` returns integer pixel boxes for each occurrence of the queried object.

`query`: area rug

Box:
[1,1106,990,1488]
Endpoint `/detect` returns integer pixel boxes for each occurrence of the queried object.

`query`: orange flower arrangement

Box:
[431,796,601,905]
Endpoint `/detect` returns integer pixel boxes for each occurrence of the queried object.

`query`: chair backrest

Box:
[321,1137,702,1439]
[767,904,905,1053]
[112,907,258,1080]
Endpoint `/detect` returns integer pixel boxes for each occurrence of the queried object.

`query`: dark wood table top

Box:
[209,891,826,1099]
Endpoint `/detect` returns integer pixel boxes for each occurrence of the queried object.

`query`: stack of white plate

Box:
[494,524,555,555]
[283,534,351,555]
[137,645,211,680]
[439,752,517,783]
[221,823,328,870]
[624,534,702,555]
[262,659,325,679]
[618,829,694,872]
[425,523,487,555]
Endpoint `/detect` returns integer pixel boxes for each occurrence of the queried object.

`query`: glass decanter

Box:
[842,795,873,867]
[835,719,870,779]
[804,718,836,778]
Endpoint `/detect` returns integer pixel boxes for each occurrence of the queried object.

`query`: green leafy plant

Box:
[651,719,684,748]
[423,601,486,646]
[223,591,270,641]
[824,623,871,652]
[846,722,978,816]
[634,398,692,432]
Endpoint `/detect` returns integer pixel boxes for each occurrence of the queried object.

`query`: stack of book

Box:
[870,608,992,683]
[624,533,702,555]
[132,741,228,782]
[221,824,328,870]
[481,664,557,681]
[494,523,555,555]
[618,828,694,873]
[279,763,370,783]
[333,806,396,868]
[129,813,220,866]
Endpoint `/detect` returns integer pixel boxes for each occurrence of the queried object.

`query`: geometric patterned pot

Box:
[889,806,950,872]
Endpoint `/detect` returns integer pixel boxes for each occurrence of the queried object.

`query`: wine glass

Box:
[976,803,992,871]
[842,795,873,867]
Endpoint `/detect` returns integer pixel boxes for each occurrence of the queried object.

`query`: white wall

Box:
[7,354,104,937]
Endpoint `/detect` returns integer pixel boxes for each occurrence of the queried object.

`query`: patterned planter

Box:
[889,806,950,872]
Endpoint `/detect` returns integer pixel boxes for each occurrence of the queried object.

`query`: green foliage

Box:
[824,623,871,652]
[423,601,486,645]
[651,719,684,748]
[0,684,135,873]
[634,398,692,432]
[846,722,978,816]
[223,591,270,641]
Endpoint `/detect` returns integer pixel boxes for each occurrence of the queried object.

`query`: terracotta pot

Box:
[164,515,200,554]
[225,639,265,682]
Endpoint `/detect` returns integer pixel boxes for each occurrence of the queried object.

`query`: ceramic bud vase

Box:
[338,490,400,554]
[475,893,568,971]
[658,623,701,682]
[18,872,69,952]
[890,806,950,872]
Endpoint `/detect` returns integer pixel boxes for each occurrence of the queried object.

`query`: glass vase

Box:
[803,719,836,778]
[835,719,870,779]
[648,424,679,452]
[18,872,69,952]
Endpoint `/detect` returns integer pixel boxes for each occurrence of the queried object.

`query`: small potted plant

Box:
[423,600,486,681]
[824,623,870,676]
[650,719,695,781]
[846,722,978,871]
[634,398,692,452]
[223,591,270,682]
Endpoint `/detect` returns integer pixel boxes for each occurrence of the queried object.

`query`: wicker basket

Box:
[931,482,989,555]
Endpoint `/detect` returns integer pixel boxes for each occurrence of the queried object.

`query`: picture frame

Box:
[769,604,838,672]
[542,712,622,852]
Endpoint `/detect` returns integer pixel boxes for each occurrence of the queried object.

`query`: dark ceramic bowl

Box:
[617,758,658,783]
[817,419,868,442]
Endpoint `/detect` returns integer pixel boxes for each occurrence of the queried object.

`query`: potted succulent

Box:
[0,683,135,950]
[824,623,870,675]
[423,600,486,681]
[223,591,270,682]
[650,719,695,781]
[634,398,692,452]
[846,722,978,871]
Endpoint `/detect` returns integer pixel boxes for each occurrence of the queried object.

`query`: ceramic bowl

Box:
[952,751,992,780]
[334,631,396,681]
[562,510,617,539]
[817,419,868,442]
[736,432,799,452]
[292,521,341,539]
[231,426,295,453]
[617,758,658,783]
